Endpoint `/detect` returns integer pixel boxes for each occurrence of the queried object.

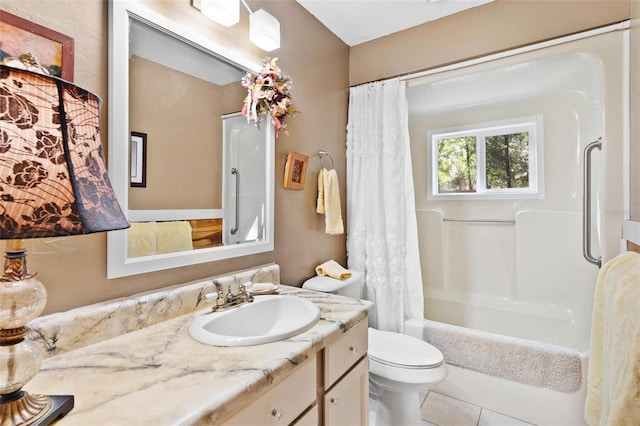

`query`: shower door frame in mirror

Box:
[107,0,274,278]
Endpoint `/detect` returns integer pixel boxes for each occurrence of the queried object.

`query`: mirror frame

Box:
[107,0,274,278]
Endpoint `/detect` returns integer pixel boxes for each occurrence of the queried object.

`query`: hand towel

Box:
[127,221,158,258]
[316,168,344,235]
[585,251,640,426]
[157,221,194,254]
[315,260,352,280]
[316,168,325,214]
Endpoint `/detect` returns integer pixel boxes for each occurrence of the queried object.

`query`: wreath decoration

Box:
[241,57,299,137]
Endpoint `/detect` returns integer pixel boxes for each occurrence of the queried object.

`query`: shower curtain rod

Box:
[349,20,629,88]
[400,20,629,84]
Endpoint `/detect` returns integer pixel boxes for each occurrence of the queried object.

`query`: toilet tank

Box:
[302,271,364,299]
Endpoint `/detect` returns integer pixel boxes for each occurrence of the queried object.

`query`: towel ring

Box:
[319,150,334,170]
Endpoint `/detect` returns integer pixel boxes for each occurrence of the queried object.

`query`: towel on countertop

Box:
[316,168,344,235]
[585,251,640,426]
[127,222,158,258]
[315,260,351,280]
[157,221,194,254]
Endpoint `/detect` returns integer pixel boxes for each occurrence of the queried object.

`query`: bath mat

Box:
[422,320,582,392]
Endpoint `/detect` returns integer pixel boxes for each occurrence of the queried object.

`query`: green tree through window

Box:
[431,117,540,197]
[485,132,529,189]
[438,136,476,192]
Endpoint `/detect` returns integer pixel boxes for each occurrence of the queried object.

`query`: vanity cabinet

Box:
[322,319,369,426]
[222,318,369,425]
[324,358,369,425]
[324,319,368,388]
[223,355,317,425]
[293,405,319,425]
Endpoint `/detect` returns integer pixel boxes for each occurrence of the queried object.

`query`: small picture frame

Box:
[283,151,308,190]
[130,131,147,188]
[0,10,75,81]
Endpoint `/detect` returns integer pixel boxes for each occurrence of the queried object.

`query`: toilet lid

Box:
[368,328,444,369]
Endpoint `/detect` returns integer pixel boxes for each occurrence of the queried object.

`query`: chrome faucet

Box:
[205,280,254,312]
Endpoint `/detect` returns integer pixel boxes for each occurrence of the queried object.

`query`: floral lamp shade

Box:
[0,64,129,239]
[0,64,128,425]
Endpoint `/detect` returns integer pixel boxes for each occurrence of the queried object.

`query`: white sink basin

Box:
[189,295,321,346]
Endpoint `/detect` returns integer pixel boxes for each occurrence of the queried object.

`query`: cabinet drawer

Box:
[224,356,317,425]
[324,319,368,388]
[292,404,318,426]
[324,357,369,426]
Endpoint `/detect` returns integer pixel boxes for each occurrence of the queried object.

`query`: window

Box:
[430,117,542,199]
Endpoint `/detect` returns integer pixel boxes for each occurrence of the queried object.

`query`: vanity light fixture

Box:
[249,8,281,52]
[200,0,240,27]
[0,64,129,425]
[193,0,280,51]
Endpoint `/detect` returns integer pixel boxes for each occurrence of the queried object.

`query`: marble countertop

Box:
[26,285,371,425]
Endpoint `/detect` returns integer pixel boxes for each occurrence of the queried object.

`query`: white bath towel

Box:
[585,251,640,426]
[316,168,344,235]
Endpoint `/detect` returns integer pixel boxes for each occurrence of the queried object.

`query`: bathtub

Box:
[405,24,628,426]
[406,293,590,426]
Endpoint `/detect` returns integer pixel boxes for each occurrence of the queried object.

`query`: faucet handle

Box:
[204,292,219,303]
[242,281,254,303]
[206,280,226,311]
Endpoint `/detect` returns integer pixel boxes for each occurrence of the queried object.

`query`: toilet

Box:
[302,272,448,426]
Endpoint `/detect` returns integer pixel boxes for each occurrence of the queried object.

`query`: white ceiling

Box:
[130,18,245,86]
[295,0,494,46]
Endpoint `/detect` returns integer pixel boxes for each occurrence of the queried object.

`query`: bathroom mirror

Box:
[107,1,274,278]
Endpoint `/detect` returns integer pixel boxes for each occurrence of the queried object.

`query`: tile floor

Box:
[419,391,536,426]
[369,390,536,426]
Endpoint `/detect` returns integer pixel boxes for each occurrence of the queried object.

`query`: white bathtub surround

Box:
[346,77,423,333]
[420,319,581,392]
[24,270,372,424]
[403,23,628,426]
[585,252,640,426]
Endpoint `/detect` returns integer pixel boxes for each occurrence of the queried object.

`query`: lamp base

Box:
[0,391,73,426]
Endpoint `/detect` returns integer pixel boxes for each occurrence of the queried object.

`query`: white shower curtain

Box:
[346,78,424,333]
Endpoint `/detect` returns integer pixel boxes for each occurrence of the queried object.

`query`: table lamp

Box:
[0,64,129,425]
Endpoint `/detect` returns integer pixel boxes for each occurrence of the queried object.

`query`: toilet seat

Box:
[368,328,444,369]
[368,328,448,391]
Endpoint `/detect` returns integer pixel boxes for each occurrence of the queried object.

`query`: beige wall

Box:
[0,0,349,314]
[1,0,636,314]
[129,56,242,210]
[349,0,630,86]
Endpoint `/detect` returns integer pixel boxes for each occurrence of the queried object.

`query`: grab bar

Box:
[583,138,602,267]
[231,168,239,235]
[443,218,515,224]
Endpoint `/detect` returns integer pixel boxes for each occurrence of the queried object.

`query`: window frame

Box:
[429,116,544,200]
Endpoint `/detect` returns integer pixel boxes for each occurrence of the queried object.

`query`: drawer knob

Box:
[330,397,340,405]
[271,408,283,422]
[349,345,358,353]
